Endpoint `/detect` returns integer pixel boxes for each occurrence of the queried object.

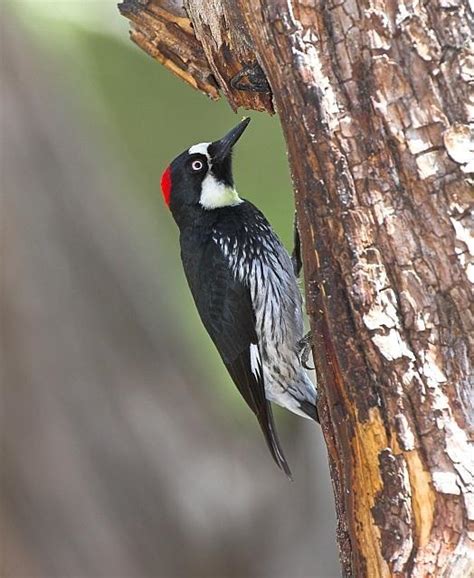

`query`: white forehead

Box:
[188,142,211,158]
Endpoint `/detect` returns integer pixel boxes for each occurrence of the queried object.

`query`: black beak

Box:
[209,118,251,164]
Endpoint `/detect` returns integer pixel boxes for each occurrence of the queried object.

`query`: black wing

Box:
[183,239,291,477]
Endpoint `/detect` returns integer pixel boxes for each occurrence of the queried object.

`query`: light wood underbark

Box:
[120,1,474,576]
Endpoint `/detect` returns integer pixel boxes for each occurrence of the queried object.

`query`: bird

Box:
[160,117,318,477]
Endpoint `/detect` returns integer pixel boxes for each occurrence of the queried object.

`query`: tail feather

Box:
[256,402,292,480]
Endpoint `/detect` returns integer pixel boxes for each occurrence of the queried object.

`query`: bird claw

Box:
[297,331,314,370]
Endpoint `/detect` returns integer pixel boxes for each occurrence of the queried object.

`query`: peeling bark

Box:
[120,1,474,576]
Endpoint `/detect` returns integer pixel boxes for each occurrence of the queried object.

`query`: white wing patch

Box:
[250,343,262,380]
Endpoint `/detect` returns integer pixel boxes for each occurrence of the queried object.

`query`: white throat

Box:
[200,174,242,209]
[189,141,243,210]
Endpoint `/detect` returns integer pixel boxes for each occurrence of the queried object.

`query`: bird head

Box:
[161,118,250,220]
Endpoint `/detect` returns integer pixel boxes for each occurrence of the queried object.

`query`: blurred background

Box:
[1,2,338,576]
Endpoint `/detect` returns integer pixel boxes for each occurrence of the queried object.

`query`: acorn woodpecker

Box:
[161,118,317,477]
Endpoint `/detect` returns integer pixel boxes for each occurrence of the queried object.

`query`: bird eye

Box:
[191,159,204,172]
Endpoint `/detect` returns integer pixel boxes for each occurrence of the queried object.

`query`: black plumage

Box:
[180,204,291,476]
[161,119,317,476]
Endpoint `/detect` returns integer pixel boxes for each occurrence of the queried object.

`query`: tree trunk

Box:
[119,1,474,576]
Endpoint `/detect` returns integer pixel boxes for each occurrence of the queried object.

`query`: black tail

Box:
[224,352,292,479]
[256,403,292,480]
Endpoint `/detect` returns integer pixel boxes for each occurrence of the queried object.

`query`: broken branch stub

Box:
[119,0,274,111]
[119,0,219,98]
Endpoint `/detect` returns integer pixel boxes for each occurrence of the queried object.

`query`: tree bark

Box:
[119,1,474,576]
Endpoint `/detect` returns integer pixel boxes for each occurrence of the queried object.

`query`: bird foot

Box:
[297,331,314,370]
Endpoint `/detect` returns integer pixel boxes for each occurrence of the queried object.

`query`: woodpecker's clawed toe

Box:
[298,331,314,370]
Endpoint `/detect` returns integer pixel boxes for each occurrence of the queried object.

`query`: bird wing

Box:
[186,240,291,477]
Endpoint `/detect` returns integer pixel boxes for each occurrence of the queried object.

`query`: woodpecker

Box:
[161,118,317,477]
